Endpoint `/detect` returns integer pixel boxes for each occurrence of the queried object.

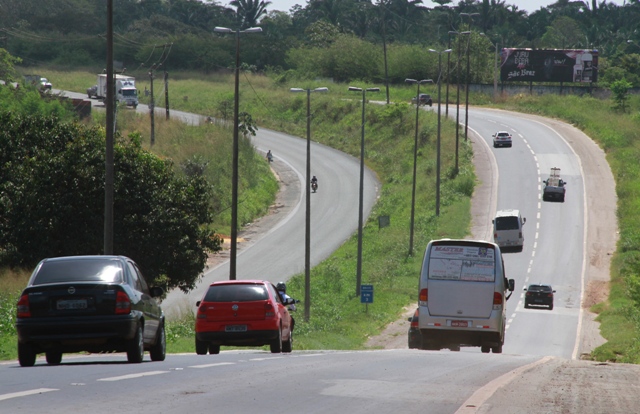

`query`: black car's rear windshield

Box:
[495,216,520,230]
[528,285,552,292]
[32,259,124,285]
[203,284,268,302]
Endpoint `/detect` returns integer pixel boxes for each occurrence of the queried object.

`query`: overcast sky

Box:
[225,0,628,15]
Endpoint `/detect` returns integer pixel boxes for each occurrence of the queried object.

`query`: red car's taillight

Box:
[17,294,31,318]
[115,290,131,315]
[265,302,275,317]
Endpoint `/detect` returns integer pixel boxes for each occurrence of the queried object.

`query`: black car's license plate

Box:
[57,299,88,310]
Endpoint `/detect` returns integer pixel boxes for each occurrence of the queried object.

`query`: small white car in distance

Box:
[492,131,512,148]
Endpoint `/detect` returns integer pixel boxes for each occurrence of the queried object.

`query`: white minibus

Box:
[417,239,514,353]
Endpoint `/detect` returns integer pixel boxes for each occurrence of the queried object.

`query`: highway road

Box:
[7,92,637,413]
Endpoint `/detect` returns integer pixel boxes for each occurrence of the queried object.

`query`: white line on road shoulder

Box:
[97,371,169,381]
[0,388,58,401]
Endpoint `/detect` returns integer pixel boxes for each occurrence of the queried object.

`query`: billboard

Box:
[500,48,598,83]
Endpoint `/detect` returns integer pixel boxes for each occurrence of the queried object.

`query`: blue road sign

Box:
[360,284,374,303]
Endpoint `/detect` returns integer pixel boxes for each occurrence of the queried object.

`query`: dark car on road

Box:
[524,284,555,310]
[195,280,295,355]
[411,93,433,107]
[15,255,166,367]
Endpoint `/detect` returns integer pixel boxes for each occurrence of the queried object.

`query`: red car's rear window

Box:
[203,284,268,302]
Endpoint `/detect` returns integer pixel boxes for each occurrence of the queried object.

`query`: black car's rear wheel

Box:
[481,345,490,353]
[18,343,36,367]
[149,322,166,361]
[127,325,144,363]
[46,351,62,365]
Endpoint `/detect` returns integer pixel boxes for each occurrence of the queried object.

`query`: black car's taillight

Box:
[115,290,132,315]
[17,294,31,318]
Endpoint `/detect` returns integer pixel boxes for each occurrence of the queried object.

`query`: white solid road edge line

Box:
[0,388,58,401]
[454,356,554,414]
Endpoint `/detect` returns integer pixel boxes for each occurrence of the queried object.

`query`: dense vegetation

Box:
[1,0,639,87]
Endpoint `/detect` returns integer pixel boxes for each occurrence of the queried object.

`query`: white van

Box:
[492,209,526,252]
[417,239,514,353]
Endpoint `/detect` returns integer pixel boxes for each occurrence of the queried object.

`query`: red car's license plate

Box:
[225,325,247,332]
[450,320,468,327]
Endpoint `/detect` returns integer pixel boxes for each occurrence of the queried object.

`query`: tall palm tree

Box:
[230,0,271,28]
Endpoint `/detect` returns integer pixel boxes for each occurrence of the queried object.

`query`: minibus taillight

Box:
[419,288,428,302]
[493,292,503,306]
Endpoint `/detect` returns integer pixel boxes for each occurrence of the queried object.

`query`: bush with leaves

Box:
[0,113,221,292]
[611,79,632,112]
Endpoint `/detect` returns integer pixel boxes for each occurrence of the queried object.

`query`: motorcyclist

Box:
[276,281,296,330]
[266,150,273,162]
[276,282,294,306]
[311,175,318,191]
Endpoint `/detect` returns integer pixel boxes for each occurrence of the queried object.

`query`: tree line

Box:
[0,0,639,86]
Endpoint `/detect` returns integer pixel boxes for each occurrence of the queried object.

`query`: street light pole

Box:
[405,78,432,256]
[480,33,499,101]
[461,13,479,140]
[446,31,459,117]
[348,86,379,296]
[290,87,328,322]
[214,26,262,280]
[429,49,452,217]
[456,32,470,173]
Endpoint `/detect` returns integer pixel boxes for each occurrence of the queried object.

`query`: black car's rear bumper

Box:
[16,314,139,352]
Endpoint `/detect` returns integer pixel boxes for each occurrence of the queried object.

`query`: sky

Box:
[232,0,628,15]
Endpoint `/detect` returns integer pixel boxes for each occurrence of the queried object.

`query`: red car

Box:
[195,280,294,354]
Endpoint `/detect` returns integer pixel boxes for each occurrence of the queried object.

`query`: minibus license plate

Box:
[450,320,468,327]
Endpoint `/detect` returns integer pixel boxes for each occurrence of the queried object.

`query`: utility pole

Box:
[164,70,170,120]
[149,69,155,146]
[104,0,114,255]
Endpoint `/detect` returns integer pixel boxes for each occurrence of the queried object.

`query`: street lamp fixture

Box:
[348,86,380,296]
[289,86,328,321]
[428,49,452,217]
[405,78,432,256]
[214,25,263,280]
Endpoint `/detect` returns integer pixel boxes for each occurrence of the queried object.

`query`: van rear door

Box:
[426,280,495,318]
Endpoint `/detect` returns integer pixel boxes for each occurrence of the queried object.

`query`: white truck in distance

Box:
[88,74,138,108]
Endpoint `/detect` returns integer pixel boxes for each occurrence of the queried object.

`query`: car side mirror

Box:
[492,219,495,224]
[522,218,526,224]
[196,300,201,307]
[508,279,515,292]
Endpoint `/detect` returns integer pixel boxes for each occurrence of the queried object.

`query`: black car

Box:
[15,255,166,367]
[411,93,433,107]
[408,308,422,349]
[524,284,555,310]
